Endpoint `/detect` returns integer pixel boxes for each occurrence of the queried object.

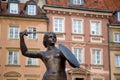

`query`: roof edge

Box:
[43,4,113,13]
[108,23,120,26]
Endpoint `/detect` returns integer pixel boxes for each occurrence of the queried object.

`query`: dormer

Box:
[25,0,37,16]
[69,0,85,6]
[117,11,120,21]
[113,9,120,22]
[8,0,19,14]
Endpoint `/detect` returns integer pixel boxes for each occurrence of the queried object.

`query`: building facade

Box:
[109,10,120,80]
[43,0,112,80]
[0,0,48,80]
[0,0,120,80]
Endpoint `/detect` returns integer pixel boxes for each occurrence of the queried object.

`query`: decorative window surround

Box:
[90,36,103,43]
[72,34,84,41]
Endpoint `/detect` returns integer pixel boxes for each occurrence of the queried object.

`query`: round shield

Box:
[59,44,80,68]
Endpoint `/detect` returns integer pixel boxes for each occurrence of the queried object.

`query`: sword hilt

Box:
[27,31,45,34]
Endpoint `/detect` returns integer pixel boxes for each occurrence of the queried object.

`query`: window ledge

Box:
[55,32,66,35]
[90,64,103,67]
[8,38,19,40]
[28,39,38,41]
[25,65,40,67]
[90,35,103,37]
[115,66,120,68]
[5,65,21,67]
[71,33,85,36]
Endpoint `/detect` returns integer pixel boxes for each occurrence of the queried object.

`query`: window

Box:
[72,19,83,34]
[114,33,120,42]
[53,17,64,33]
[28,5,36,15]
[9,3,19,14]
[117,12,120,21]
[8,51,18,65]
[9,26,19,39]
[90,21,101,35]
[91,49,102,65]
[115,55,120,67]
[27,27,37,39]
[27,58,38,65]
[73,48,83,64]
[72,0,85,5]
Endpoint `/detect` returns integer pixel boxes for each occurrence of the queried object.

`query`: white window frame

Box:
[8,26,19,39]
[114,33,120,42]
[73,0,82,5]
[9,3,19,14]
[73,47,84,64]
[91,48,103,65]
[8,51,18,65]
[28,5,36,15]
[27,27,38,40]
[53,17,65,33]
[72,18,83,34]
[27,58,38,66]
[117,12,120,21]
[90,20,101,36]
[115,55,120,67]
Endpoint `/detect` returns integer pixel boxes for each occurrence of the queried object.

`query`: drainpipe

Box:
[107,23,111,80]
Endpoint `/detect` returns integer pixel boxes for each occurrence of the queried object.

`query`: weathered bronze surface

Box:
[20,30,79,80]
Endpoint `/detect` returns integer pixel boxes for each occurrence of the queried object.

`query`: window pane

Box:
[118,12,120,21]
[10,3,18,14]
[91,21,100,35]
[8,51,18,65]
[73,19,82,34]
[9,26,19,39]
[92,49,101,65]
[73,48,83,64]
[27,58,37,65]
[54,18,64,33]
[114,33,120,42]
[115,55,120,67]
[28,27,37,39]
[73,0,82,5]
[28,5,36,15]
